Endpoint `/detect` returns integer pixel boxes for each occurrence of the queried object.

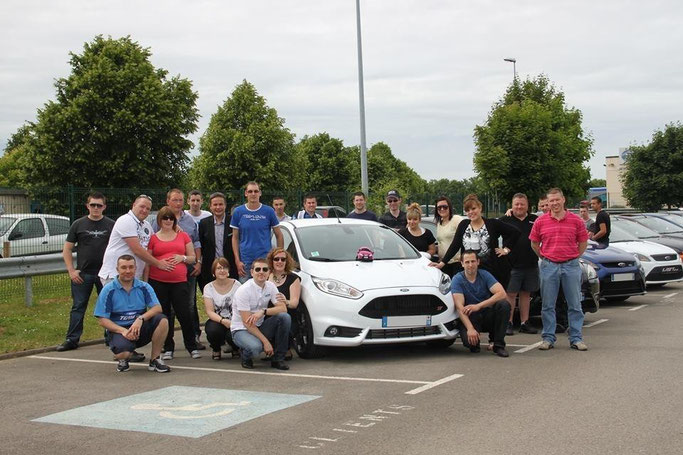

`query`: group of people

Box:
[55,182,610,372]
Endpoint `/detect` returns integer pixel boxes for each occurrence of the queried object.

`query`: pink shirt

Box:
[529,211,588,262]
[148,231,191,283]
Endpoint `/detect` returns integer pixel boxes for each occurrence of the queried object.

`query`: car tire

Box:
[605,296,630,302]
[294,302,325,359]
[425,339,456,349]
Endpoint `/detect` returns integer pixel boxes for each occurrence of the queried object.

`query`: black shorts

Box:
[507,267,539,293]
[109,314,166,354]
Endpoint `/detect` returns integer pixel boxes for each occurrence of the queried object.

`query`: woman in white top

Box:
[203,257,241,360]
[434,196,463,277]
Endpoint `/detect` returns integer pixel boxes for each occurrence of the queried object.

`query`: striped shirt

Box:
[529,211,588,262]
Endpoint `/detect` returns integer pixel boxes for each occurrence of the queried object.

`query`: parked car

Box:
[620,214,683,239]
[582,241,647,302]
[612,216,683,261]
[315,205,347,218]
[641,213,683,230]
[607,224,683,286]
[274,218,457,358]
[0,214,70,257]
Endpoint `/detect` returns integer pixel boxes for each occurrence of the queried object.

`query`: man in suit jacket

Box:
[198,192,238,292]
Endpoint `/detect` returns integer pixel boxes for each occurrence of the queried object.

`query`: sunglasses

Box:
[161,215,175,221]
[387,199,398,203]
[273,257,287,262]
[437,205,449,211]
[253,266,269,273]
[88,203,104,208]
[138,194,153,203]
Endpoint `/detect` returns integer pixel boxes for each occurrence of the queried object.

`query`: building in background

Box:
[605,148,631,208]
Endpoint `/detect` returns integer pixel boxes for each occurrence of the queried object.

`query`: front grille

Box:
[359,294,447,319]
[601,261,635,268]
[366,326,441,339]
[651,254,678,262]
[646,266,683,282]
[601,279,645,296]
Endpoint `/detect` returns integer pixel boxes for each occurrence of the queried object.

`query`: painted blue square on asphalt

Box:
[33,386,320,438]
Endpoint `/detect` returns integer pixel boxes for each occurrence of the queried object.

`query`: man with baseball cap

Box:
[379,190,407,230]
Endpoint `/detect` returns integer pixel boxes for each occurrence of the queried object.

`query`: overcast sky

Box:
[1,0,681,182]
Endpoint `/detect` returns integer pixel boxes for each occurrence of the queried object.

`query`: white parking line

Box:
[663,292,678,299]
[583,319,609,328]
[404,373,463,395]
[514,342,542,353]
[628,304,648,312]
[29,355,431,385]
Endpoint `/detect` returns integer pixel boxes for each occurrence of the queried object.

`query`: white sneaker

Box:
[161,351,173,360]
[190,350,202,359]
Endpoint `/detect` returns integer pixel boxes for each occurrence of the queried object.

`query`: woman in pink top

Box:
[144,206,200,359]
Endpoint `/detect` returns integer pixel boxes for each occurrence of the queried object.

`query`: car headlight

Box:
[312,276,363,299]
[580,258,599,271]
[634,253,650,262]
[439,273,451,295]
[579,260,598,280]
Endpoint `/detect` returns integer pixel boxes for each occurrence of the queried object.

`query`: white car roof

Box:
[0,213,69,220]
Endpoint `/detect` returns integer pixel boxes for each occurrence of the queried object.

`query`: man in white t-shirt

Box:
[185,190,212,224]
[98,195,174,284]
[231,258,291,370]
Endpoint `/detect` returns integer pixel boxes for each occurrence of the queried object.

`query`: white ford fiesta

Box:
[274,218,458,358]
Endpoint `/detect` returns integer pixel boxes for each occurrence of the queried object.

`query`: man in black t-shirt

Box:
[57,192,115,351]
[589,197,610,246]
[499,193,539,335]
[378,190,407,229]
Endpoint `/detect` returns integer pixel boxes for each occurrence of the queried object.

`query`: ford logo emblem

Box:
[400,288,409,292]
[618,262,626,267]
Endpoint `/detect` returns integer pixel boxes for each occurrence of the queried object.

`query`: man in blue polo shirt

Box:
[231,181,283,282]
[94,255,170,373]
[451,250,511,357]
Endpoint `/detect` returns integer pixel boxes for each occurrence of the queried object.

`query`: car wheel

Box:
[425,339,456,349]
[605,296,630,302]
[294,302,325,359]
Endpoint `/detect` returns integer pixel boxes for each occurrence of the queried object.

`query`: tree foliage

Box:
[293,133,356,192]
[16,35,198,189]
[0,125,32,187]
[622,122,683,210]
[190,81,296,192]
[473,75,593,203]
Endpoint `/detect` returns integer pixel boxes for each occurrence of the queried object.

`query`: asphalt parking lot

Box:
[2,283,682,455]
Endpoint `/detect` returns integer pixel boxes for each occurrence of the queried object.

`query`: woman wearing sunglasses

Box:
[203,257,241,360]
[144,206,200,360]
[267,248,301,360]
[433,196,464,277]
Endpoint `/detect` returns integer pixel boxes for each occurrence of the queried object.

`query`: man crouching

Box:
[94,254,170,373]
[452,250,511,358]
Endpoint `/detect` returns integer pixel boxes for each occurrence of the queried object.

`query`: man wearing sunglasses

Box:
[378,189,407,230]
[57,192,115,352]
[231,258,291,370]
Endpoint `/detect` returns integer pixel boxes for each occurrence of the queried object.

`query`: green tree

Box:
[294,133,356,192]
[622,122,683,210]
[473,75,593,203]
[190,81,296,192]
[0,125,32,187]
[588,178,606,188]
[18,35,198,189]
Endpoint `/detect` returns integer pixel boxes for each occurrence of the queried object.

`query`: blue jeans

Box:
[540,258,584,345]
[65,272,102,344]
[232,312,291,361]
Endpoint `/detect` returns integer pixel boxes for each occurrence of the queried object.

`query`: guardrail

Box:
[0,253,73,307]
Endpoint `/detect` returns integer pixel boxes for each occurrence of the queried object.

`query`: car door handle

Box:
[42,241,48,244]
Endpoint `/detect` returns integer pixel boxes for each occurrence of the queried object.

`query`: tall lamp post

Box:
[503,57,517,80]
[356,0,368,195]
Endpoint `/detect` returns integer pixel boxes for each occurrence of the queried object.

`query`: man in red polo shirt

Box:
[529,188,589,351]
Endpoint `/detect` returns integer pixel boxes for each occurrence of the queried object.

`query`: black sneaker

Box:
[468,345,481,353]
[148,357,171,373]
[195,337,207,350]
[505,321,514,336]
[116,359,130,372]
[519,321,538,334]
[241,358,254,369]
[56,340,78,352]
[130,351,145,362]
[271,360,290,371]
[493,346,510,358]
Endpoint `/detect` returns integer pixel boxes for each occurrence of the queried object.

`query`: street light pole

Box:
[503,57,517,80]
[356,0,368,195]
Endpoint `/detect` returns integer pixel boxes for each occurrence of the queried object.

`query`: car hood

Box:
[609,240,679,259]
[300,257,443,291]
[583,243,638,262]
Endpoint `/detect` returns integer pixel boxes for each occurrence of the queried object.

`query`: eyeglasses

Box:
[88,203,104,208]
[273,257,287,262]
[246,190,260,194]
[387,199,398,203]
[161,215,175,221]
[437,205,449,211]
[253,266,269,273]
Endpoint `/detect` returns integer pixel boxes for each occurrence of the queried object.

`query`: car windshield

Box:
[0,217,16,236]
[295,223,421,261]
[657,214,683,229]
[613,218,660,239]
[635,216,683,235]
[609,224,639,242]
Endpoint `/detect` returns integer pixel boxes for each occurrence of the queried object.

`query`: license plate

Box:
[382,315,432,327]
[661,266,681,273]
[612,273,634,282]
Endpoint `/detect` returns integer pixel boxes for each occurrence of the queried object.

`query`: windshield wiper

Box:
[307,257,341,262]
